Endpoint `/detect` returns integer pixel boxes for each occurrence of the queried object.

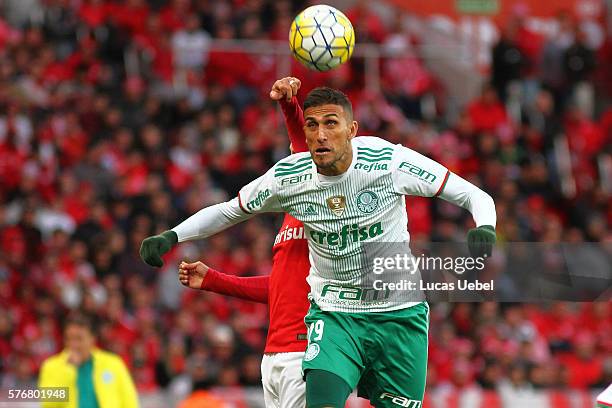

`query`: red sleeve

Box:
[200,268,270,304]
[279,96,308,153]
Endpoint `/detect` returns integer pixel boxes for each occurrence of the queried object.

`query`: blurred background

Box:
[0,0,610,406]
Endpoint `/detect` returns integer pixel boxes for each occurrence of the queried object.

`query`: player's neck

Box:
[317,148,353,176]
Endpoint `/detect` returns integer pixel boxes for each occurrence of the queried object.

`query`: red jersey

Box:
[200,96,311,353]
[264,97,309,352]
[265,213,310,352]
[201,214,311,353]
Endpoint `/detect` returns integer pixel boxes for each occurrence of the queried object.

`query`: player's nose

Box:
[317,128,328,142]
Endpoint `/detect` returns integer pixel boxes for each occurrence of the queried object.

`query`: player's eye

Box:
[306,122,317,129]
[326,120,337,126]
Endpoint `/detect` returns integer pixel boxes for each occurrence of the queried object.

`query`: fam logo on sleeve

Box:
[398,162,437,184]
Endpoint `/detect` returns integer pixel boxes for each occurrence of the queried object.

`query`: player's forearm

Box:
[438,173,497,227]
[172,198,252,242]
[280,96,308,153]
[201,268,270,303]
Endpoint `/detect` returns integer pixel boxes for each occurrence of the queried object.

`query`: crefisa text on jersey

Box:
[354,162,388,172]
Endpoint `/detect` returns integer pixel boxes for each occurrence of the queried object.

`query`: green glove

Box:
[140,230,178,267]
[467,225,496,258]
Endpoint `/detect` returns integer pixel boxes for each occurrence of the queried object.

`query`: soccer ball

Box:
[289,5,355,72]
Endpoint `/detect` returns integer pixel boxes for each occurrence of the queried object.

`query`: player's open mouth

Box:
[315,147,331,156]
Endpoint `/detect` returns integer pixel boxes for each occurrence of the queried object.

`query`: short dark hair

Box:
[64,312,96,335]
[303,87,353,120]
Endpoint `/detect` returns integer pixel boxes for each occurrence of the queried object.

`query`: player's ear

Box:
[348,120,358,139]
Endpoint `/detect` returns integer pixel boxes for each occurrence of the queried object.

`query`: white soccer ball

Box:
[289,4,355,72]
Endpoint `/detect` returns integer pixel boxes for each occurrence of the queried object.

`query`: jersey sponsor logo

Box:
[357,147,394,162]
[280,172,313,185]
[303,204,319,216]
[304,343,320,361]
[273,225,305,245]
[275,156,313,177]
[398,162,437,184]
[379,393,422,407]
[354,162,389,172]
[326,195,346,217]
[356,190,379,214]
[320,284,391,301]
[309,222,383,250]
[246,189,271,211]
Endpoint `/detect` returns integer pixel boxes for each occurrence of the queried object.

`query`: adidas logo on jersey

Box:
[303,205,319,216]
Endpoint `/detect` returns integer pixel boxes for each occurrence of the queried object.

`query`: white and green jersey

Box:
[173,136,496,313]
[235,136,493,312]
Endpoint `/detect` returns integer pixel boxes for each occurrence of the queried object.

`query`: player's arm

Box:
[270,77,308,153]
[170,78,306,301]
[140,168,283,267]
[178,261,270,303]
[391,145,496,256]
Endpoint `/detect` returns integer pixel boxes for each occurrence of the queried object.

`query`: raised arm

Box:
[166,78,307,296]
[179,261,270,304]
[270,77,308,153]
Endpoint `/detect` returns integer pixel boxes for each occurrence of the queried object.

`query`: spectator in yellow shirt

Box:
[38,313,139,408]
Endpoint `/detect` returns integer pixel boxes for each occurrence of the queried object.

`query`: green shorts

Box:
[302,301,429,407]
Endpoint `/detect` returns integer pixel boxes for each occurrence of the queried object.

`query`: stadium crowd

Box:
[0,0,610,402]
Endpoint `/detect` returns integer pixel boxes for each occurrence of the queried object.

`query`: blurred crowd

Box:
[0,0,610,401]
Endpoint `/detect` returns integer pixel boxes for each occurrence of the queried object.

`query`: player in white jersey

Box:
[141,87,496,407]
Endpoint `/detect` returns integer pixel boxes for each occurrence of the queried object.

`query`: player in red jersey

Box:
[178,77,311,407]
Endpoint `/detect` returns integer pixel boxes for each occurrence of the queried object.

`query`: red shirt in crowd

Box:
[79,1,110,28]
[558,352,602,388]
[467,97,509,134]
